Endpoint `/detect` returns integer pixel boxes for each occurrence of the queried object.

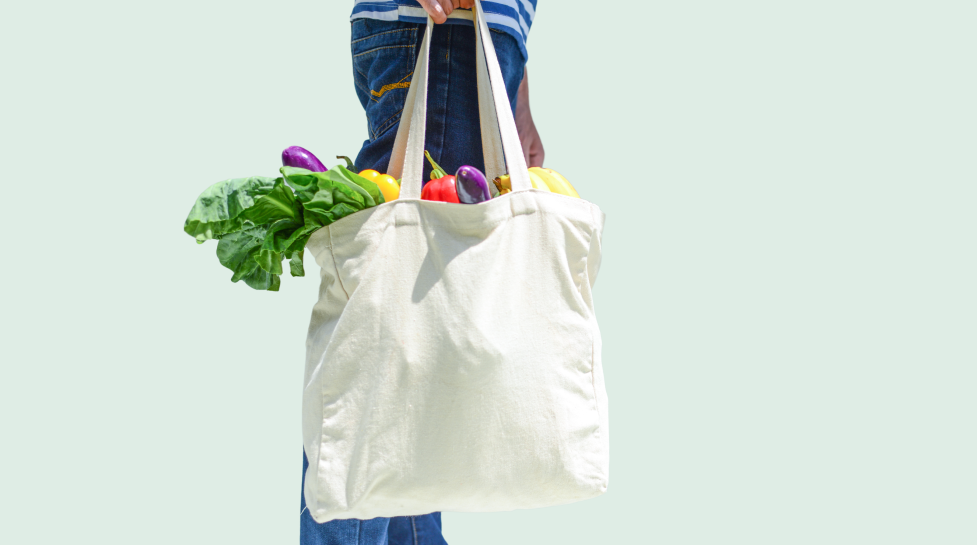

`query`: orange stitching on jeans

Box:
[371,82,410,98]
[370,71,413,99]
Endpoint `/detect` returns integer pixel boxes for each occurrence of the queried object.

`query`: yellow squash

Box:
[527,170,553,192]
[531,167,580,198]
[493,168,580,198]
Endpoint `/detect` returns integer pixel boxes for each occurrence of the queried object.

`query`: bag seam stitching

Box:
[311,228,348,521]
[328,227,351,299]
[329,202,599,239]
[591,338,602,446]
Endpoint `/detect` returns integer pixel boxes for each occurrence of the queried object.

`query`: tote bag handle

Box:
[386,0,532,199]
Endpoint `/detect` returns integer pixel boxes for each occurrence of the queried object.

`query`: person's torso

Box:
[351,0,536,60]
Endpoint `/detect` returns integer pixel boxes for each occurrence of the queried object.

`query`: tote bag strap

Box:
[387,0,532,199]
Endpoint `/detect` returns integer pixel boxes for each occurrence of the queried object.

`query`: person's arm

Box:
[516,68,545,167]
[417,0,475,24]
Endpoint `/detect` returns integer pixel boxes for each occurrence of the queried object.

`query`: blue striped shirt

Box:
[351,1,537,59]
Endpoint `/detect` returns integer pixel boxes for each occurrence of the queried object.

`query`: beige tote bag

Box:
[302,1,608,523]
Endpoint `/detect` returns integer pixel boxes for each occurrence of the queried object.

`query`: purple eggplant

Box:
[455,166,491,204]
[282,146,328,172]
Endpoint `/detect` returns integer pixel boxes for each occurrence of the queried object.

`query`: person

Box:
[349,0,543,178]
[300,1,541,543]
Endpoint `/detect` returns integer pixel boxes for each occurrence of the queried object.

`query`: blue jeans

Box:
[350,18,527,178]
[300,452,447,545]
[299,19,526,545]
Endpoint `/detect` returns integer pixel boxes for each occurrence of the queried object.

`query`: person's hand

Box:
[417,0,476,24]
[516,68,545,167]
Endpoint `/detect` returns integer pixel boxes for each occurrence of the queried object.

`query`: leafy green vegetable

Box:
[186,163,384,292]
[280,165,383,207]
[303,186,367,224]
[183,177,279,243]
[280,167,320,202]
[256,217,303,276]
[334,165,385,206]
[288,250,305,277]
[216,225,280,291]
[243,179,301,225]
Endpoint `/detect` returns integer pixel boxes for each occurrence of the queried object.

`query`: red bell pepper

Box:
[421,151,460,203]
[421,175,459,202]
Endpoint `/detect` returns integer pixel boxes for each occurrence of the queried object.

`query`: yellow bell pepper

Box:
[336,156,401,202]
[358,169,400,202]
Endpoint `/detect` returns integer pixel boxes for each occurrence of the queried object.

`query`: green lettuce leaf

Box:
[215,226,267,284]
[190,164,386,292]
[256,217,304,275]
[244,179,301,225]
[280,166,378,208]
[288,250,305,277]
[243,267,280,291]
[280,167,320,202]
[215,226,281,291]
[333,165,385,205]
[183,177,279,243]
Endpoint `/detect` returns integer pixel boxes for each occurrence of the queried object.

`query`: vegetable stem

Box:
[424,150,448,180]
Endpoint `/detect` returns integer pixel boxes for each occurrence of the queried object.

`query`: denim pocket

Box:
[351,19,421,141]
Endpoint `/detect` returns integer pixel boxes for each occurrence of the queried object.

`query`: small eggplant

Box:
[282,146,328,172]
[455,166,491,204]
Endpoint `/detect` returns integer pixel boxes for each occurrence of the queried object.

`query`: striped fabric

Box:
[351,0,537,59]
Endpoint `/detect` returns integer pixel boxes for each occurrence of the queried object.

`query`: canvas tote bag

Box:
[302,1,608,523]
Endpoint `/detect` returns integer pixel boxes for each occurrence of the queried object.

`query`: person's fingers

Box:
[416,0,448,23]
[529,139,545,168]
[435,0,455,17]
[519,120,544,168]
[520,128,544,169]
[417,0,471,25]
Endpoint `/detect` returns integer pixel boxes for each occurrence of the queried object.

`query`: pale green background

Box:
[1,1,974,543]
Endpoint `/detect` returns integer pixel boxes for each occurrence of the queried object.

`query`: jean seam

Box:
[354,75,370,96]
[410,27,417,70]
[411,516,419,545]
[371,107,404,141]
[353,44,414,59]
[351,27,415,46]
[434,26,451,162]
